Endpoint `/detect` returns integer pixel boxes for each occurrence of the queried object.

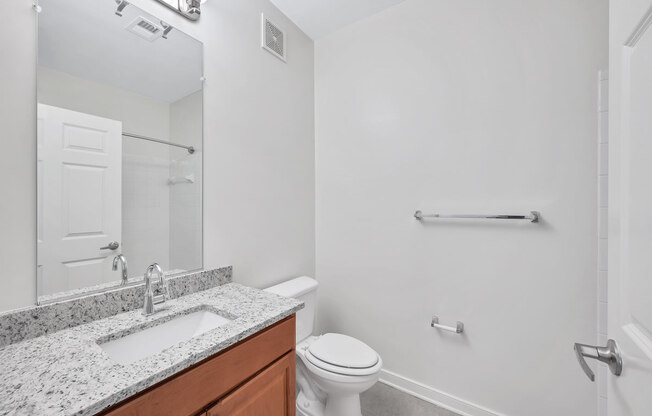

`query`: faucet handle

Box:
[162,279,170,299]
[153,293,167,305]
[154,279,170,303]
[151,266,169,305]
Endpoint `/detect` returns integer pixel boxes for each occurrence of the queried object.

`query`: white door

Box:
[606,0,652,413]
[37,104,122,296]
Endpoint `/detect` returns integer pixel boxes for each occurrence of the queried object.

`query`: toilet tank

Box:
[264,276,318,343]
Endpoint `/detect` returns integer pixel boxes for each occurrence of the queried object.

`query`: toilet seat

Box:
[304,333,381,377]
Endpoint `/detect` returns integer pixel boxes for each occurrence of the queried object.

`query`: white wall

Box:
[196,0,315,289]
[0,0,315,311]
[0,3,37,311]
[315,1,607,415]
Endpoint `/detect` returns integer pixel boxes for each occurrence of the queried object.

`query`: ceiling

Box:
[38,0,203,103]
[269,0,406,40]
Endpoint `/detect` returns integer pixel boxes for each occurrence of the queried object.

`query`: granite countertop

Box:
[0,283,303,416]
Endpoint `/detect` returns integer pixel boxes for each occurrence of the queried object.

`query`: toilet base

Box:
[296,390,363,416]
[296,390,325,416]
[324,394,362,416]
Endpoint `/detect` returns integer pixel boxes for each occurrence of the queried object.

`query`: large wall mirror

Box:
[37,0,203,302]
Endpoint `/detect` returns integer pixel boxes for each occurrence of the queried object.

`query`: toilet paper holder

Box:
[431,316,464,334]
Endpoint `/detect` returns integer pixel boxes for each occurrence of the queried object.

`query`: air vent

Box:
[261,14,286,62]
[125,16,164,42]
[137,20,159,34]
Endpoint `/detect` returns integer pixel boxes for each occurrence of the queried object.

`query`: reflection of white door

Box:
[37,104,122,295]
[606,0,652,414]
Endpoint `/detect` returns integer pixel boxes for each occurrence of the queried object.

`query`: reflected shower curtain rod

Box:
[122,132,195,154]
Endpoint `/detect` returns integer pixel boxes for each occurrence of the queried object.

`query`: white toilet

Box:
[265,276,382,416]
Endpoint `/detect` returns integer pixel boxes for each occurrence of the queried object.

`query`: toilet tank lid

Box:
[264,276,318,298]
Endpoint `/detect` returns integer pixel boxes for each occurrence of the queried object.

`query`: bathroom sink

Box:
[99,310,232,365]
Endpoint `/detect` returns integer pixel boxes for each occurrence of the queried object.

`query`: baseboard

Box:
[379,369,505,416]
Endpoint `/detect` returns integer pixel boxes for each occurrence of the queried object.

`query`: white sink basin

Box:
[99,310,232,365]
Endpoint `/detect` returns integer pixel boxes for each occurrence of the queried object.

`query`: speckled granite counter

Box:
[0,283,302,416]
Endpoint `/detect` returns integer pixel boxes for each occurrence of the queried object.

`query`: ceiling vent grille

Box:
[261,14,286,62]
[137,20,159,34]
[125,16,164,42]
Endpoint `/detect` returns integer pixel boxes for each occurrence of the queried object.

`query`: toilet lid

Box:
[308,333,379,369]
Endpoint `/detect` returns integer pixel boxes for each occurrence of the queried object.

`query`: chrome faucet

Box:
[112,254,128,285]
[142,263,169,316]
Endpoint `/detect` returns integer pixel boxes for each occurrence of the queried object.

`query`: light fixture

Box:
[152,0,203,21]
[115,0,129,17]
[160,20,174,39]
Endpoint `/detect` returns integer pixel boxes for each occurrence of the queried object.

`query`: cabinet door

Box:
[206,351,295,416]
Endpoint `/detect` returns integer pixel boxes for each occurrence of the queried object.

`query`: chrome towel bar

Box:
[431,316,464,334]
[415,210,539,223]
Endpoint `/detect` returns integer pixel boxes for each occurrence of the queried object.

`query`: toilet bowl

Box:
[265,277,382,416]
[296,334,382,416]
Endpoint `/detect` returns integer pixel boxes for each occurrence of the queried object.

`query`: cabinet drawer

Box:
[100,315,295,416]
[206,351,295,416]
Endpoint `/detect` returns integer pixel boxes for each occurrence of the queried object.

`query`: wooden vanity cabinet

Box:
[204,352,295,416]
[98,315,296,416]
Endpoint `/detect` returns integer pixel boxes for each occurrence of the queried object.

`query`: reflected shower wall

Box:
[169,91,203,272]
[122,151,171,275]
[121,92,202,277]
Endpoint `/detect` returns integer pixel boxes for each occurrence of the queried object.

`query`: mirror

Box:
[36,0,203,302]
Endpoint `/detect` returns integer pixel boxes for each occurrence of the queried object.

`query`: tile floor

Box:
[360,382,462,416]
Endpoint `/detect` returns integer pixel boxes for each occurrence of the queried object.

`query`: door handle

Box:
[574,339,622,381]
[100,241,120,250]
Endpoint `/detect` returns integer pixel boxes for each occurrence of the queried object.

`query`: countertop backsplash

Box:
[0,266,232,348]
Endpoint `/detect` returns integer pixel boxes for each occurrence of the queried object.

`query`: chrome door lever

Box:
[100,241,120,250]
[574,339,622,381]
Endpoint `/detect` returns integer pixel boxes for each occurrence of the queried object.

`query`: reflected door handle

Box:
[100,241,120,250]
[574,339,623,382]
